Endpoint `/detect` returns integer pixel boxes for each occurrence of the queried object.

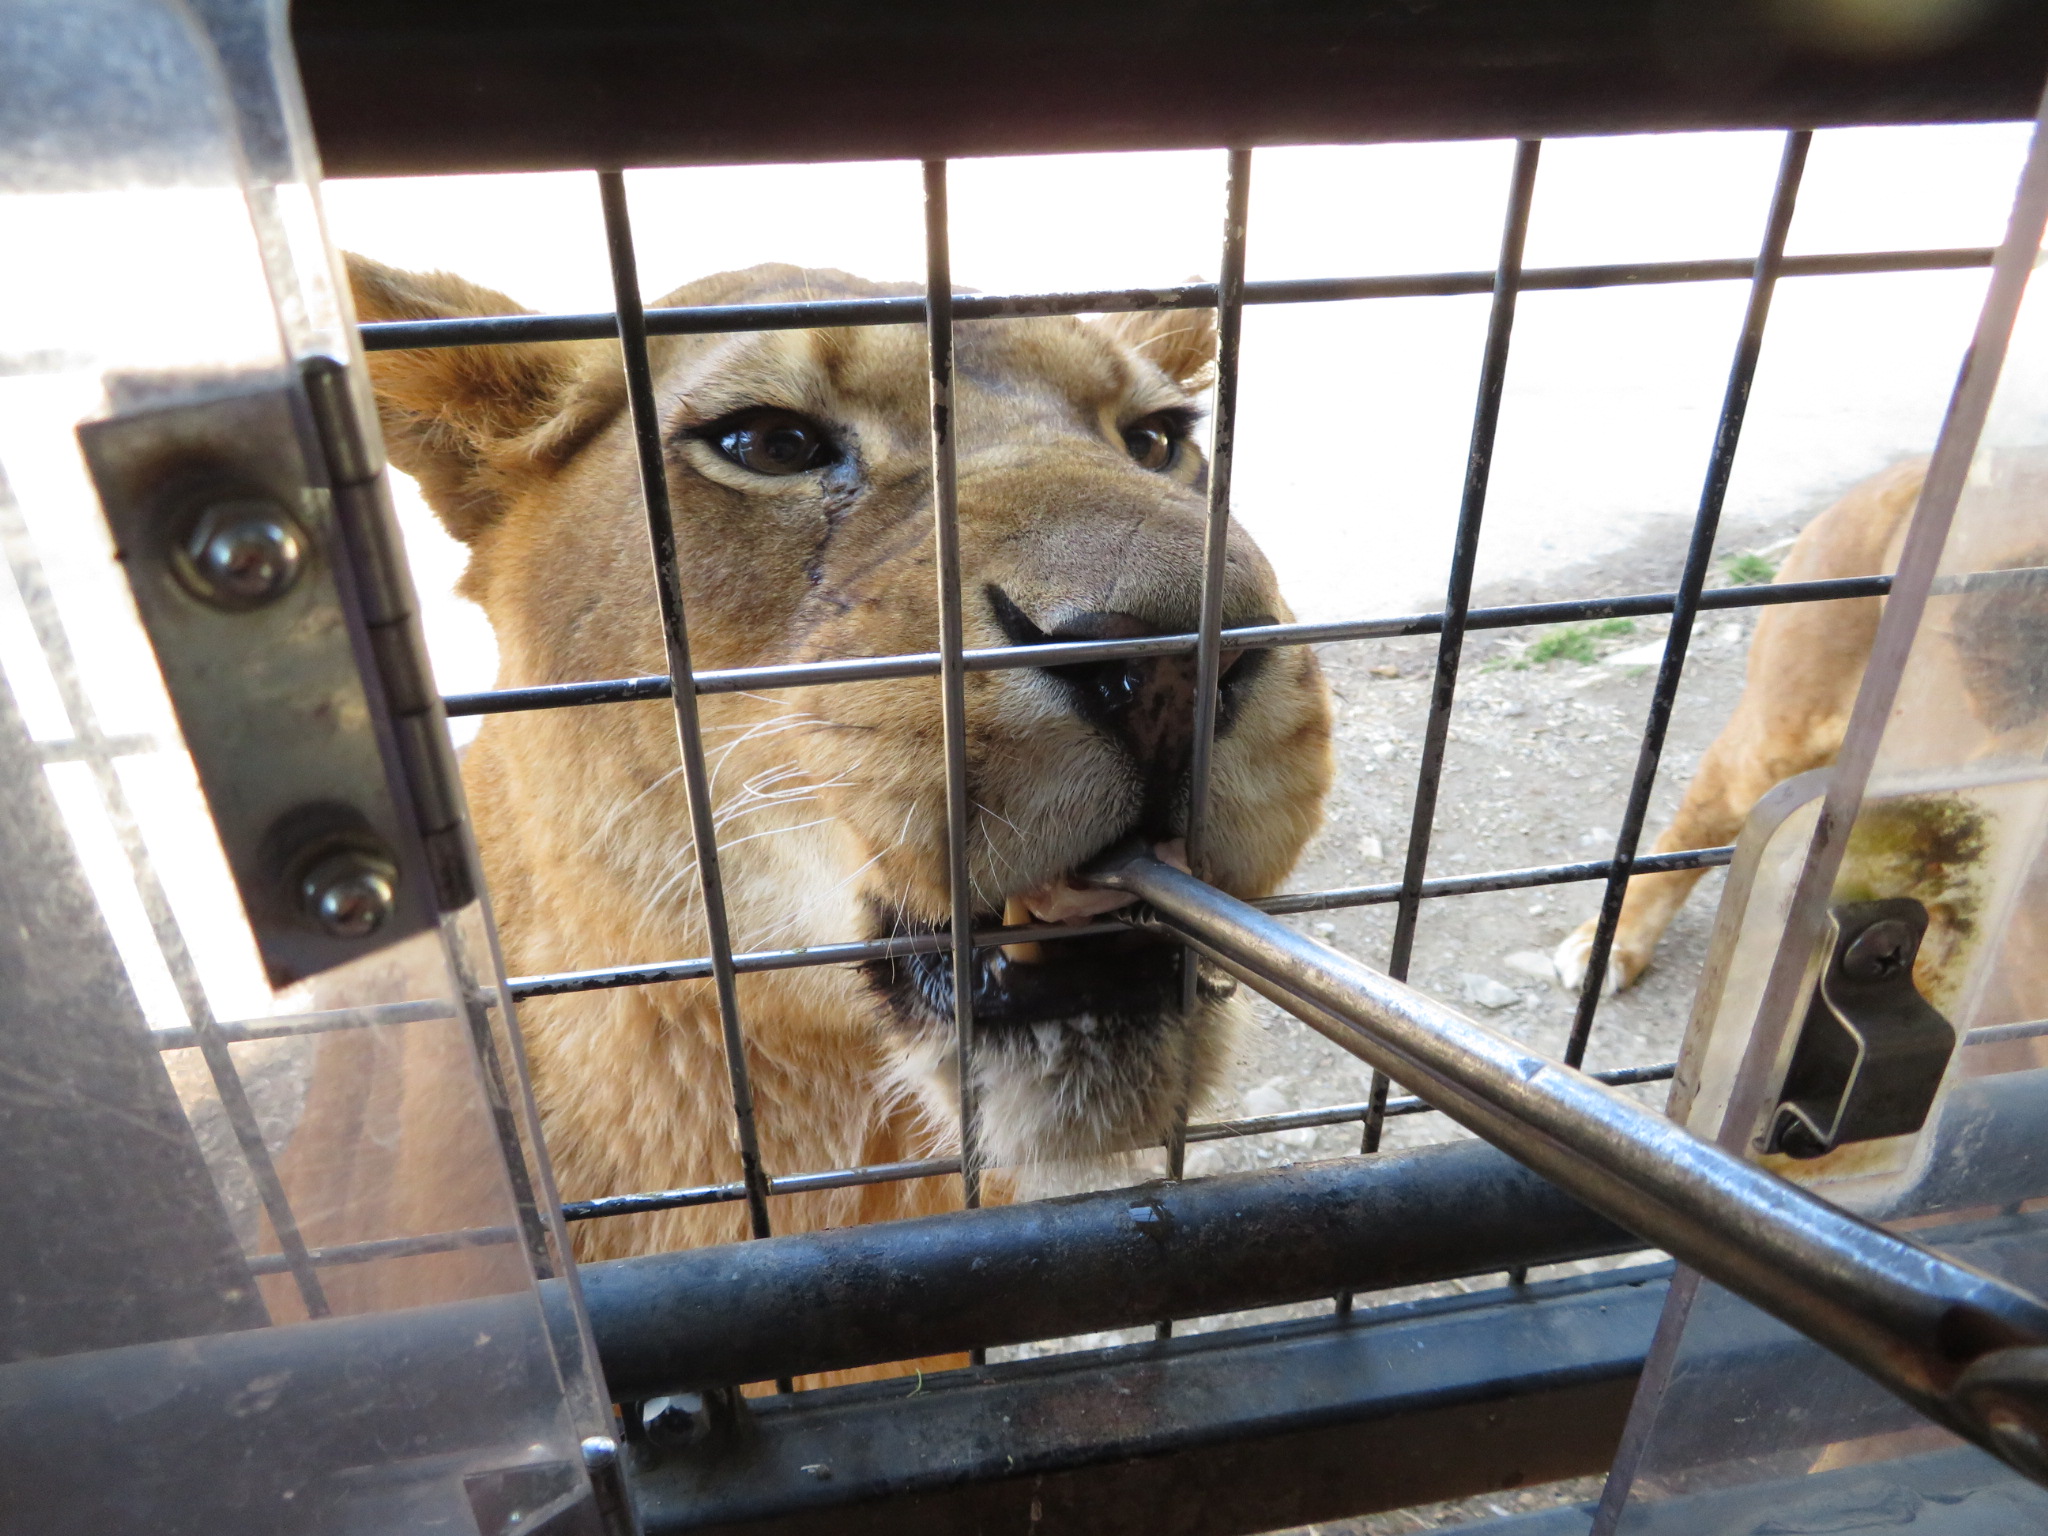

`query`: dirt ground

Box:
[1195,509,1785,1182]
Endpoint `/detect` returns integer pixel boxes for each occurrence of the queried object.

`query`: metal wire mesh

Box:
[133,133,1962,1292]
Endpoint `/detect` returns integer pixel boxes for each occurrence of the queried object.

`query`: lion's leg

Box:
[1553,717,1773,994]
[1555,628,1865,995]
[1549,463,1920,997]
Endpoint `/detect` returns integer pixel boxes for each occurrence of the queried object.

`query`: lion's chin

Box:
[866,920,1240,1165]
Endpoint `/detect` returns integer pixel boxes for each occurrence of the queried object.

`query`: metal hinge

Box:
[1765,897,1958,1160]
[78,360,470,987]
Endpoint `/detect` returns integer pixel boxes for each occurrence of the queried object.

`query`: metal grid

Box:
[151,132,1962,1284]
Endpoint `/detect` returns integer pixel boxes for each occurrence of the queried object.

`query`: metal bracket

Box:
[78,369,467,986]
[1766,898,1958,1160]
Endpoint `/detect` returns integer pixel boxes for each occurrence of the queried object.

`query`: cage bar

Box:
[1566,130,1813,1067]
[596,170,776,1243]
[1368,138,1543,1161]
[921,159,983,1212]
[152,843,1735,1042]
[1168,145,1255,1203]
[359,249,1996,355]
[440,573,1894,718]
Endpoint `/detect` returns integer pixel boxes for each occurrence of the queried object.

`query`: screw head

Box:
[1842,917,1917,982]
[300,849,397,939]
[177,498,304,608]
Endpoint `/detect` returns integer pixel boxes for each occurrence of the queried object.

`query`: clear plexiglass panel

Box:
[1595,91,2048,1535]
[0,1,617,1531]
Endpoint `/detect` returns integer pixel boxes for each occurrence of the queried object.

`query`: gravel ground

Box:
[1199,519,1768,1183]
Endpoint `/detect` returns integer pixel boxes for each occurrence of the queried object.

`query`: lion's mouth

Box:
[864,842,1223,1033]
[868,922,1185,1033]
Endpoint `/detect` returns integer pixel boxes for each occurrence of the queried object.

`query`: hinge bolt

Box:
[1842,917,1917,982]
[300,848,398,938]
[177,498,305,608]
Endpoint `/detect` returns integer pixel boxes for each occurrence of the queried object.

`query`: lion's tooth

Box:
[1002,895,1044,965]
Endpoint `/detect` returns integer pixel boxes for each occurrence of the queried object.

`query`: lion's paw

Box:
[1551,923,1645,996]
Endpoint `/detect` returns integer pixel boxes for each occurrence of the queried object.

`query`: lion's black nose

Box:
[987,587,1264,815]
[1038,609,1239,777]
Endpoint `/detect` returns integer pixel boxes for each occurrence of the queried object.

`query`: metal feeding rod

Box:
[1087,846,2048,1482]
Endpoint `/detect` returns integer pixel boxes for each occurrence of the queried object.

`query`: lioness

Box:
[335,258,1333,1274]
[1554,454,2048,994]
[1552,460,1926,995]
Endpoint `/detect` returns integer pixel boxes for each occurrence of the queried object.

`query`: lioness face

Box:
[354,259,1331,1167]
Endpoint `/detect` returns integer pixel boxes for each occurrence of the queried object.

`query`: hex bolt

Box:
[1842,917,1917,982]
[299,848,398,939]
[176,498,305,608]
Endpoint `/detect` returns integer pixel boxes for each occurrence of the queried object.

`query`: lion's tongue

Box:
[1003,840,1191,953]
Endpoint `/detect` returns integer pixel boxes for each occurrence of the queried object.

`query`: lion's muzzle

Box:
[987,586,1268,840]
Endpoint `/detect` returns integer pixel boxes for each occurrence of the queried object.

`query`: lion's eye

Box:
[708,409,838,476]
[1122,414,1181,472]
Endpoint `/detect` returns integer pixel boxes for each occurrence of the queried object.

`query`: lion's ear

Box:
[1094,303,1219,392]
[346,253,613,544]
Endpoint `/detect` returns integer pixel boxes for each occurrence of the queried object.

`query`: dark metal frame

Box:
[625,1264,1673,1536]
[581,1138,1640,1396]
[291,3,2048,178]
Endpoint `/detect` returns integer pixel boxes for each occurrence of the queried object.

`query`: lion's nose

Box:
[1040,611,1246,780]
[988,588,1260,802]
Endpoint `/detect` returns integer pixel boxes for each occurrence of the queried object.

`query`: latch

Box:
[1766,897,1957,1159]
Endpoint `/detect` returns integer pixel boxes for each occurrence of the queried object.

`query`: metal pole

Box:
[1369,138,1542,1157]
[360,247,1996,354]
[1091,846,2048,1476]
[1182,148,1253,926]
[1167,147,1255,1211]
[439,572,1897,719]
[1565,130,1811,1066]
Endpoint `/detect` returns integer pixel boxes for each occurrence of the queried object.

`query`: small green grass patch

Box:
[1522,616,1636,667]
[1721,551,1777,586]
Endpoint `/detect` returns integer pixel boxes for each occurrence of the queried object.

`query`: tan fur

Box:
[281,259,1331,1337]
[1554,459,1927,994]
[1541,452,2048,1472]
